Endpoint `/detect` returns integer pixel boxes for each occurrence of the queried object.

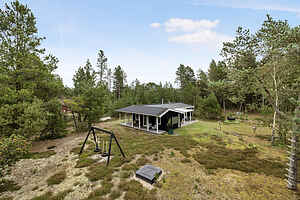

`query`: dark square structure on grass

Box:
[136,165,162,184]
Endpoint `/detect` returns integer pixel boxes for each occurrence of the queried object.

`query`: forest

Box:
[0,1,300,200]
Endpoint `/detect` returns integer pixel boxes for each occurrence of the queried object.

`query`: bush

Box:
[195,93,222,120]
[258,105,273,115]
[0,179,21,194]
[39,99,67,140]
[76,121,89,133]
[0,135,31,176]
[0,92,47,138]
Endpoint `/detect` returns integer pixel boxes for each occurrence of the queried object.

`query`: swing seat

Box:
[101,152,109,157]
[94,148,101,153]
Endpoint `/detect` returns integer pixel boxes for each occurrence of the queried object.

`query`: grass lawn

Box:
[96,118,298,200]
[2,116,299,200]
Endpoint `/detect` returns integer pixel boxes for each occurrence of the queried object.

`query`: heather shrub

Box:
[0,134,31,176]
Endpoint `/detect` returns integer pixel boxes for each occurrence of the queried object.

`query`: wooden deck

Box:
[120,122,166,134]
[181,120,198,127]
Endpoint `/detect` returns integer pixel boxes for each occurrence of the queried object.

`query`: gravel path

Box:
[1,133,100,200]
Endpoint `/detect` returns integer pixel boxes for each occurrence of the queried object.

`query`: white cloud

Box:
[191,0,300,15]
[165,18,219,32]
[168,30,232,46]
[150,18,232,47]
[150,22,161,28]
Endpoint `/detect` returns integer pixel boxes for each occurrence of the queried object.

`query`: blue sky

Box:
[3,0,300,87]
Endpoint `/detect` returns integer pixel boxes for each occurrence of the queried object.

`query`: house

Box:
[115,103,194,134]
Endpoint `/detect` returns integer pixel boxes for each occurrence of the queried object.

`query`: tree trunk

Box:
[72,111,78,130]
[78,113,82,122]
[271,64,278,146]
[223,98,226,120]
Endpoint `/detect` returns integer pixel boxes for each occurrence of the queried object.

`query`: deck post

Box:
[183,112,185,124]
[147,115,149,131]
[178,113,180,127]
[156,117,158,133]
[190,112,192,121]
[132,113,134,127]
[139,114,141,129]
[125,113,126,124]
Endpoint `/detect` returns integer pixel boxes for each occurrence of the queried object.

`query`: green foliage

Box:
[181,158,191,163]
[113,65,126,100]
[0,179,21,194]
[0,197,13,200]
[293,103,300,135]
[195,93,222,120]
[193,143,285,178]
[75,157,96,168]
[258,105,273,114]
[109,190,122,199]
[0,93,47,138]
[70,146,81,154]
[122,163,138,172]
[0,1,66,167]
[69,59,109,130]
[208,60,227,82]
[120,171,131,179]
[73,59,97,96]
[175,64,196,89]
[25,150,56,159]
[85,163,114,182]
[31,189,73,200]
[0,0,65,136]
[96,49,108,85]
[85,183,113,199]
[0,134,31,175]
[196,70,209,98]
[46,170,66,186]
[31,192,53,200]
[175,64,198,105]
[40,99,67,139]
[119,180,157,200]
[136,156,150,167]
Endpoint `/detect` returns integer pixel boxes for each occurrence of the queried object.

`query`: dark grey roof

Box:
[115,103,193,117]
[115,105,167,116]
[145,103,194,109]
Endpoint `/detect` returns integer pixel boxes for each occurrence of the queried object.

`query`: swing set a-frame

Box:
[79,126,126,166]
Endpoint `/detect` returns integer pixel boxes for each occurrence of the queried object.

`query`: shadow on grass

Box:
[24,150,56,159]
[46,170,66,186]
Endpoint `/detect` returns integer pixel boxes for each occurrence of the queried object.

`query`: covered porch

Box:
[118,109,194,134]
[119,113,166,134]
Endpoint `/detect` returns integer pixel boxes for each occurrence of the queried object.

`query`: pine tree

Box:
[113,65,126,100]
[73,59,97,96]
[96,50,107,85]
[0,1,65,139]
